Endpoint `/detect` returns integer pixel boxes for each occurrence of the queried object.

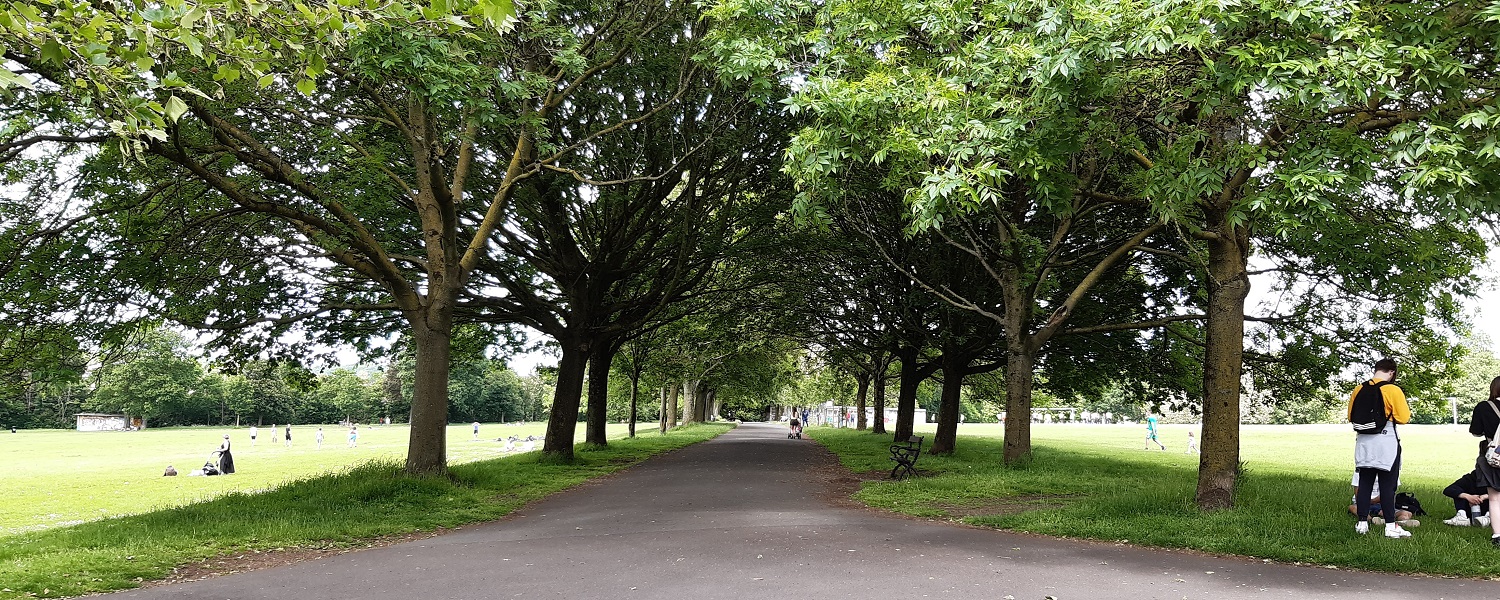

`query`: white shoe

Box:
[1478,515,1491,527]
[1444,512,1472,527]
[1355,521,1369,535]
[1385,523,1412,538]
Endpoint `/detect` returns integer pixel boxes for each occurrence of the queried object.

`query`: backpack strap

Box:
[1486,400,1500,442]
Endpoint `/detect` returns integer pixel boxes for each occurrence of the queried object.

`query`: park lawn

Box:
[0,422,731,599]
[807,422,1500,579]
[1,421,609,535]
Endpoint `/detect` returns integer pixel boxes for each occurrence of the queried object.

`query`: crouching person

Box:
[1443,469,1492,527]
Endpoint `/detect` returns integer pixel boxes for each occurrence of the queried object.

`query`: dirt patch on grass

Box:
[937,494,1078,518]
[144,528,452,588]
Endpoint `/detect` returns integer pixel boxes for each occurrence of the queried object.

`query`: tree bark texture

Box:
[542,344,589,461]
[872,377,887,434]
[854,372,870,431]
[681,380,699,424]
[667,383,680,429]
[931,354,966,455]
[405,316,453,474]
[628,374,639,438]
[1195,220,1250,510]
[1001,342,1036,465]
[894,349,921,441]
[585,350,611,446]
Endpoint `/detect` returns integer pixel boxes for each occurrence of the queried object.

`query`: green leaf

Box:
[163,95,188,122]
[0,67,34,90]
[295,78,316,95]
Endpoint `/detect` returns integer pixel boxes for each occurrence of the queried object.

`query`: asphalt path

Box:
[107,422,1493,599]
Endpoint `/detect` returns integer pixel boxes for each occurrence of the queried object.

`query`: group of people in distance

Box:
[1347,357,1500,545]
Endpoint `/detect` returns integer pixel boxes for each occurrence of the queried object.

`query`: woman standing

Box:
[216,434,236,474]
[1467,376,1500,548]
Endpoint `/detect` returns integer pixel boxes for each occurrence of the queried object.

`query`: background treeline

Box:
[0,329,553,429]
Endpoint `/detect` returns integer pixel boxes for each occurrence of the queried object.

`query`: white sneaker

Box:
[1478,515,1491,528]
[1444,512,1472,527]
[1355,521,1369,535]
[1385,523,1412,538]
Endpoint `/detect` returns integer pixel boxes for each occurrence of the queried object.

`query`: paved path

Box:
[111,423,1491,599]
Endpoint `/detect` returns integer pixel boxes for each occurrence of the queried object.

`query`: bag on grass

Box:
[1393,492,1426,516]
[1350,381,1391,435]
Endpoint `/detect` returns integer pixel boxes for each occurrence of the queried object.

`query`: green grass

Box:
[0,422,732,599]
[2,422,615,535]
[807,422,1500,578]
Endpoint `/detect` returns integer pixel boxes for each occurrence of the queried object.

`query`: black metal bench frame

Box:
[889,435,923,479]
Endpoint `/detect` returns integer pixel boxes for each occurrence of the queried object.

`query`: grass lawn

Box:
[0,422,731,599]
[0,421,623,535]
[807,422,1500,578]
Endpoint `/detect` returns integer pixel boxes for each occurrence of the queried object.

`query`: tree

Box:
[705,0,1500,510]
[88,330,202,428]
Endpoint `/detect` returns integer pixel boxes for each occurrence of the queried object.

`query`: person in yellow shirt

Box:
[1347,357,1412,538]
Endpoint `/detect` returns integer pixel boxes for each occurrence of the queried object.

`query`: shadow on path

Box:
[109,423,1490,599]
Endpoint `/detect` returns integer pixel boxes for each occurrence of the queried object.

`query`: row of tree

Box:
[3,0,1498,512]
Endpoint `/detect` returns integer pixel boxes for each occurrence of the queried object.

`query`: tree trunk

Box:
[1001,337,1036,465]
[1196,219,1250,510]
[693,381,710,422]
[872,376,887,434]
[628,372,639,438]
[585,349,611,446]
[931,354,965,455]
[405,315,453,474]
[893,348,924,441]
[658,387,668,433]
[542,343,590,461]
[854,372,870,431]
[667,383,680,429]
[707,389,720,421]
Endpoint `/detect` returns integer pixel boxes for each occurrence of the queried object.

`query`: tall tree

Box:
[706,0,1499,509]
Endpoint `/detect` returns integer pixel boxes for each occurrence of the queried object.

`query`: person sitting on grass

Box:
[1442,468,1492,527]
[1347,471,1415,528]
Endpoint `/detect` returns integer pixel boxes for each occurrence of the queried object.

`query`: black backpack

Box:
[1394,492,1427,516]
[1350,381,1391,434]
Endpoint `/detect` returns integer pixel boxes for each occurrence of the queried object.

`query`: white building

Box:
[75,413,133,431]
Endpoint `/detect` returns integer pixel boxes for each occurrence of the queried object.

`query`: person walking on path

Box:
[1466,375,1500,547]
[1349,357,1412,538]
[1143,413,1165,450]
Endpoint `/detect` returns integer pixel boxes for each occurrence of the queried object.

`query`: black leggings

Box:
[1356,447,1402,523]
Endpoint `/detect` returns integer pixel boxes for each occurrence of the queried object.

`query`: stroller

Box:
[787,418,802,439]
[194,451,222,476]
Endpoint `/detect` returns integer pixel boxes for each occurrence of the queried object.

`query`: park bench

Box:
[889,435,924,480]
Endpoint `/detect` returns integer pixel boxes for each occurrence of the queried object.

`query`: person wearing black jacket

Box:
[1467,376,1500,547]
[1442,469,1491,527]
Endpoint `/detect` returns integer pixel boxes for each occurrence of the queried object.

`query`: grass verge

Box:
[0,423,733,599]
[807,426,1500,579]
